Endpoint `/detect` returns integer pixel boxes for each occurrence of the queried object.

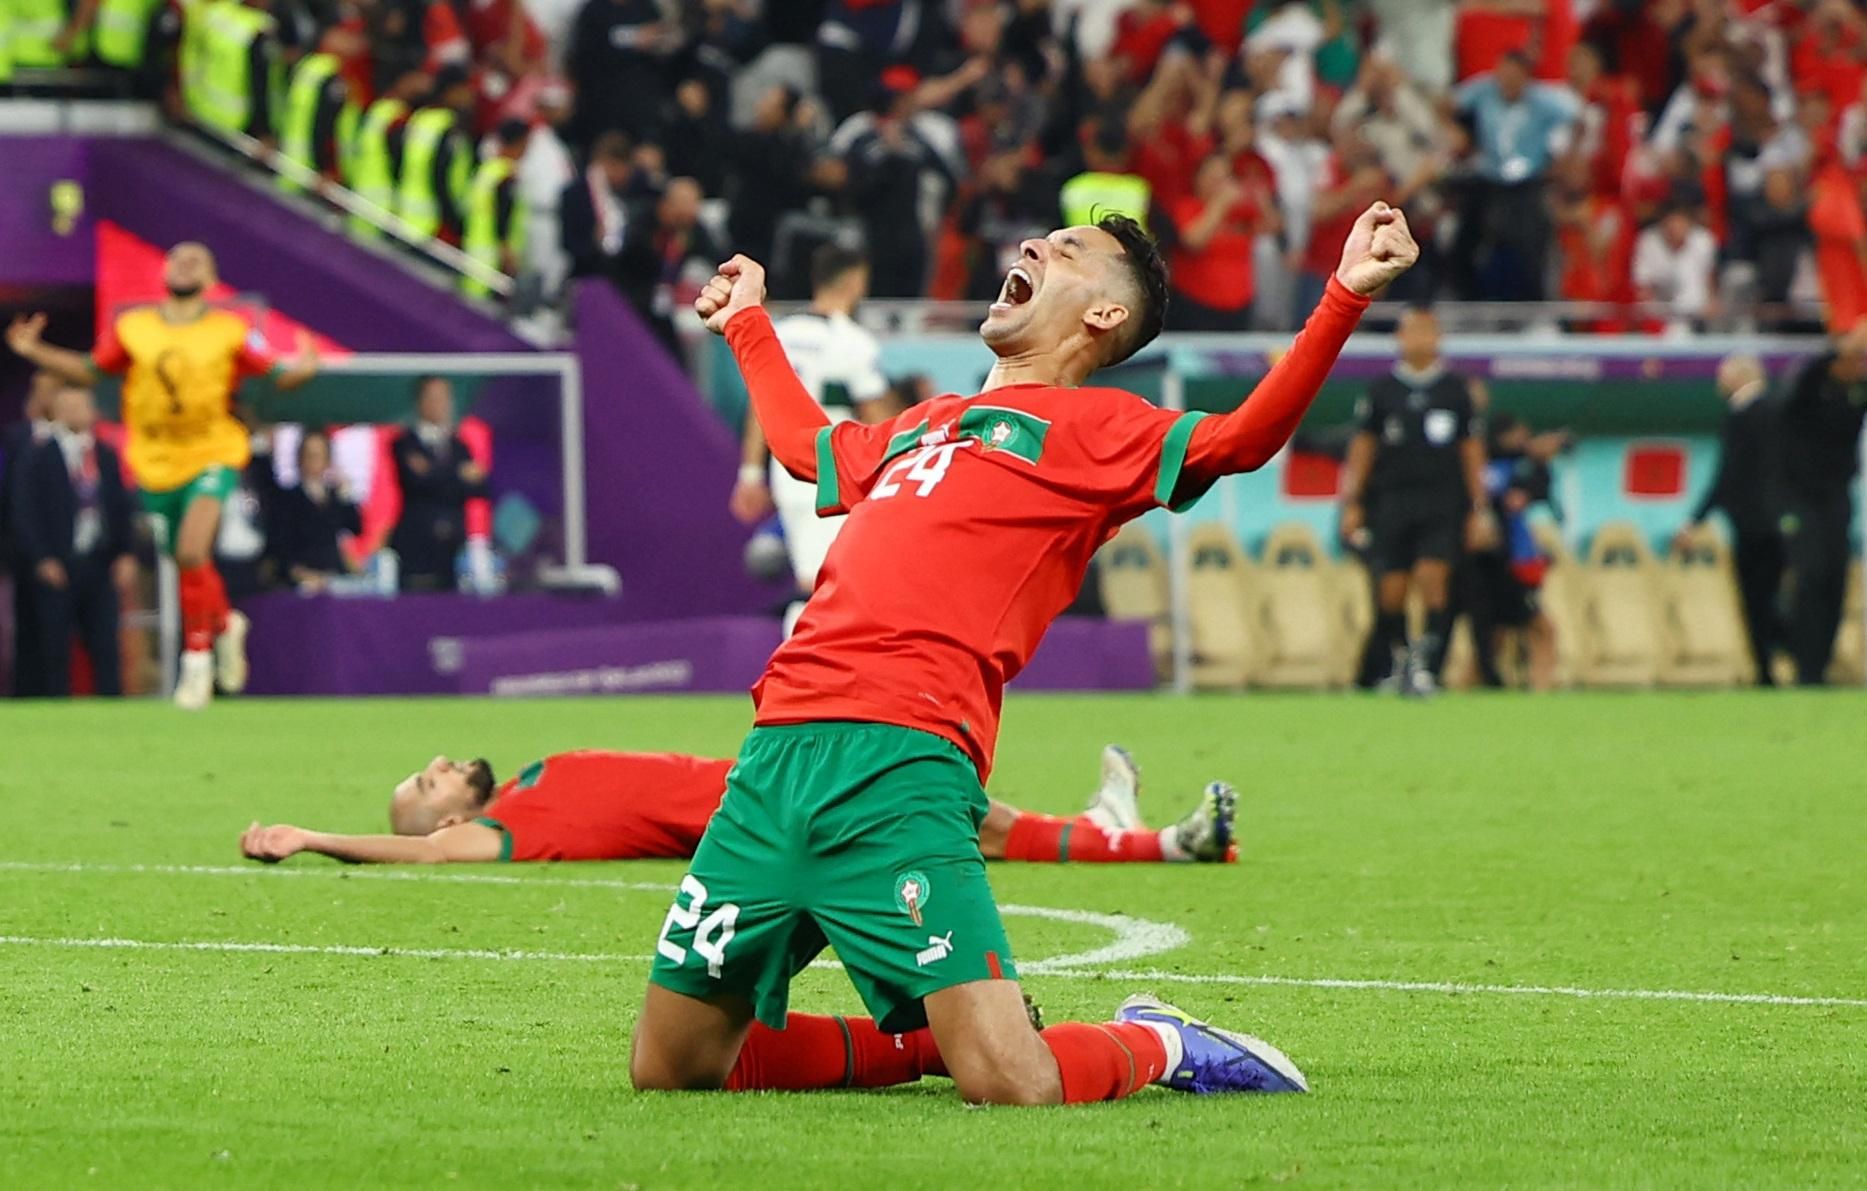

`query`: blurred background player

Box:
[727,243,893,631]
[1339,307,1493,696]
[8,385,137,697]
[5,242,318,709]
[239,744,1238,867]
[1674,355,1783,687]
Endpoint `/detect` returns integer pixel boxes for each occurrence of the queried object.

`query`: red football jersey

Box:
[476,751,733,861]
[753,386,1202,780]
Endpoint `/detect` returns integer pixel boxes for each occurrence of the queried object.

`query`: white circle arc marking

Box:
[1000,903,1191,971]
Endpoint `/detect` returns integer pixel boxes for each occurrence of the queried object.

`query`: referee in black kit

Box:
[1339,308,1494,696]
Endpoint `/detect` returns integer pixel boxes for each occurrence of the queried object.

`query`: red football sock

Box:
[1041,1021,1169,1103]
[1003,812,1165,863]
[178,565,218,653]
[725,1015,941,1091]
[201,563,231,636]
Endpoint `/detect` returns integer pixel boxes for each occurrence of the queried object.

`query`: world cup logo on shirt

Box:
[894,870,930,926]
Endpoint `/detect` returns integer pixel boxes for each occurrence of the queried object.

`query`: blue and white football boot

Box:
[1116,994,1309,1094]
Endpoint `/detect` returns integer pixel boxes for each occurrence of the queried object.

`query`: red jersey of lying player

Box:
[474,750,734,861]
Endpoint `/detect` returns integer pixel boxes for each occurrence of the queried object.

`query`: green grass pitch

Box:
[3,692,1865,1188]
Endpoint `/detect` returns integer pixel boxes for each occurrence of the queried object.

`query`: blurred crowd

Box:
[15,0,1867,342]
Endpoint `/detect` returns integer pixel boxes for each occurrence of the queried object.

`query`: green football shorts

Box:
[649,720,1019,1033]
[138,465,239,555]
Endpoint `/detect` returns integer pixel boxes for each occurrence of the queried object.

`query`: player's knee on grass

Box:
[925,980,1062,1106]
[629,984,754,1092]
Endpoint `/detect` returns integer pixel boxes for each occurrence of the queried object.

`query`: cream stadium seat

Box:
[1252,523,1346,689]
[1829,566,1864,685]
[1531,522,1587,690]
[1576,522,1663,688]
[1183,522,1260,689]
[1658,524,1749,687]
[1336,554,1373,687]
[1098,522,1173,678]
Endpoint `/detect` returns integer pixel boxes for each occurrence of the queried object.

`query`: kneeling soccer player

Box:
[238,744,1237,866]
[632,202,1416,1103]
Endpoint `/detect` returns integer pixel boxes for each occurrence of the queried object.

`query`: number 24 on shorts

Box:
[656,875,740,978]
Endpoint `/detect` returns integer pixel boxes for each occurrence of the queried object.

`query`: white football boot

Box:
[1082,744,1143,831]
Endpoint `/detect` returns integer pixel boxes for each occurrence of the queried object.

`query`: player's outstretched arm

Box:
[1178,204,1417,488]
[696,255,828,480]
[240,821,503,864]
[4,314,98,385]
[274,330,320,392]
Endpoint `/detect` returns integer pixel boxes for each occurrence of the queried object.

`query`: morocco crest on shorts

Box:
[894,870,930,926]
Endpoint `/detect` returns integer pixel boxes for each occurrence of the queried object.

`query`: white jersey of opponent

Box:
[769,310,888,592]
[771,310,888,414]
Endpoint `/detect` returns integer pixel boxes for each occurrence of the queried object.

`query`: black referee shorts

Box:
[1368,498,1462,576]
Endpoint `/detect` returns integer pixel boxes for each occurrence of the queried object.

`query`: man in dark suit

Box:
[1775,326,1867,685]
[559,131,637,281]
[3,372,61,695]
[390,376,488,591]
[615,176,722,356]
[10,385,137,696]
[1674,355,1784,686]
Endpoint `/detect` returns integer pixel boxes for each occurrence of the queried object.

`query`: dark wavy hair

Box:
[464,759,496,807]
[1097,213,1169,366]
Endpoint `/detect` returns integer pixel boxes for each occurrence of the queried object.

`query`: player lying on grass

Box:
[630,202,1415,1105]
[238,745,1237,865]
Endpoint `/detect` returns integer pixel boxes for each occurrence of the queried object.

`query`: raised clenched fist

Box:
[695,255,769,334]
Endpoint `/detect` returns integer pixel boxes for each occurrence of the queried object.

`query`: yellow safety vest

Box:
[1059,171,1152,232]
[0,9,15,84]
[396,107,469,240]
[182,0,273,134]
[11,0,72,68]
[344,96,406,238]
[461,157,528,298]
[278,52,356,193]
[95,0,162,68]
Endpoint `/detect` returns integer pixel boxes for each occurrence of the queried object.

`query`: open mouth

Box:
[991,266,1036,313]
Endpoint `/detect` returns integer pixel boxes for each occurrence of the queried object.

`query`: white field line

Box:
[4,861,1863,1010]
[1033,968,1867,1010]
[0,935,1862,1010]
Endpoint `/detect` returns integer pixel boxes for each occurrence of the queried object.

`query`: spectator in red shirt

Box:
[1166,155,1264,329]
[1300,127,1389,309]
[1112,1,1203,85]
[1581,0,1691,114]
[1790,0,1867,122]
[1811,147,1867,333]
[1129,53,1220,209]
[1455,0,1540,83]
[1563,41,1638,200]
[1551,150,1633,323]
